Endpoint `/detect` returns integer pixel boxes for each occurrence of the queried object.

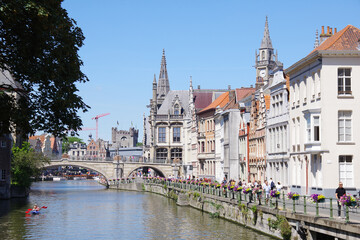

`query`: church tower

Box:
[157,49,170,106]
[255,17,283,89]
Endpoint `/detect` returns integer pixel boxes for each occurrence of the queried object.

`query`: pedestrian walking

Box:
[335,182,346,218]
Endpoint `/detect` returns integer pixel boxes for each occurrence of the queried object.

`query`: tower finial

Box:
[157,49,170,98]
[314,29,319,48]
[260,16,273,49]
[153,74,156,83]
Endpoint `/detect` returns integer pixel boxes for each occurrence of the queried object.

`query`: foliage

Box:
[167,190,178,201]
[251,205,258,225]
[62,136,84,153]
[141,183,145,191]
[258,209,264,223]
[193,192,201,200]
[205,200,223,218]
[11,142,49,187]
[0,0,89,138]
[163,184,167,190]
[267,215,292,240]
[136,142,143,147]
[279,218,292,240]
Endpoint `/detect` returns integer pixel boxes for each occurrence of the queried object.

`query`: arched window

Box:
[261,51,265,60]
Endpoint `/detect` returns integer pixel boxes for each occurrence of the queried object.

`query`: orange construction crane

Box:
[92,113,110,140]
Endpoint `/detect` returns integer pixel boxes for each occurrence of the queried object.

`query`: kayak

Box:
[31,210,40,215]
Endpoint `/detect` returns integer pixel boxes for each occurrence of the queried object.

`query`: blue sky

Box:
[61,0,360,142]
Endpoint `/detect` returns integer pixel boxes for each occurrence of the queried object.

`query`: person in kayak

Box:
[32,204,40,212]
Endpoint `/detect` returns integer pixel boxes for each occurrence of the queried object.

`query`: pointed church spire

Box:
[157,49,170,98]
[260,16,273,49]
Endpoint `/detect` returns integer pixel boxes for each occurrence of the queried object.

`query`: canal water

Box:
[0,180,273,240]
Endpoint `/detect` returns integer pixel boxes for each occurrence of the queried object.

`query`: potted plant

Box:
[287,192,300,200]
[309,194,325,203]
[340,194,357,207]
[270,190,280,198]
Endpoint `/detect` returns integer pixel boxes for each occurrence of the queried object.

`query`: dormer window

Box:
[174,104,180,115]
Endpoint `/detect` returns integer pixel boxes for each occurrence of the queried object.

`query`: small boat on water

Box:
[31,210,40,215]
[53,177,66,181]
[73,177,87,180]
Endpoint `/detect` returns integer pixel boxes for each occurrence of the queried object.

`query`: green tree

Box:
[11,142,49,188]
[0,0,89,139]
[62,136,84,154]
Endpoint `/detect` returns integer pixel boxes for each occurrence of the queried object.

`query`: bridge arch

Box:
[44,161,112,185]
[125,165,168,178]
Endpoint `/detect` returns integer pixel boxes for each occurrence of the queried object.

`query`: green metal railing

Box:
[135,180,359,223]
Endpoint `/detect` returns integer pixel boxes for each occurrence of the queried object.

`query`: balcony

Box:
[155,114,183,121]
[197,152,215,159]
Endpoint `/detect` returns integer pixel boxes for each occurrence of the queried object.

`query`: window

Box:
[1,140,6,148]
[171,148,182,163]
[173,127,180,142]
[313,116,320,141]
[338,111,352,142]
[338,68,351,95]
[1,169,5,180]
[158,127,166,142]
[306,116,311,142]
[156,148,168,162]
[339,156,353,187]
[174,104,180,115]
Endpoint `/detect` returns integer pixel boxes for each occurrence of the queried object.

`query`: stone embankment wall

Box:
[111,183,360,240]
[111,183,293,239]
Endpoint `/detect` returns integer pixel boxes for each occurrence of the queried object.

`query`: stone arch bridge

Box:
[45,159,177,183]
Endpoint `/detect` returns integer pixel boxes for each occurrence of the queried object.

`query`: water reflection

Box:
[0,181,274,240]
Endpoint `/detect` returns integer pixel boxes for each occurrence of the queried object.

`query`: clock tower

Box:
[255,17,283,89]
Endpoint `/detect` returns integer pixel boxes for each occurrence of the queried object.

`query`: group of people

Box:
[221,177,283,204]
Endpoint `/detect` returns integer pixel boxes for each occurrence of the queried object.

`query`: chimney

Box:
[327,26,330,35]
[228,85,231,90]
[321,26,324,35]
[320,25,334,45]
[334,28,337,34]
[330,28,333,35]
[250,84,253,88]
[197,85,200,89]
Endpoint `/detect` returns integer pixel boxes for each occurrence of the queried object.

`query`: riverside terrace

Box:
[112,177,360,240]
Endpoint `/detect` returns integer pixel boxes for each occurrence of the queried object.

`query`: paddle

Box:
[25,209,32,214]
[25,206,47,214]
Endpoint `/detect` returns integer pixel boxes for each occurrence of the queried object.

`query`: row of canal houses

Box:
[143,20,360,198]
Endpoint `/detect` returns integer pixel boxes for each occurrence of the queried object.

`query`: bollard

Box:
[304,196,307,214]
[329,198,333,219]
[346,205,349,223]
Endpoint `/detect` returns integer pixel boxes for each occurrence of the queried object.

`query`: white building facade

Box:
[266,70,290,188]
[286,25,360,197]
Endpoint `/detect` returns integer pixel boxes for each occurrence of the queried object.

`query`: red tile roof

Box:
[193,92,214,110]
[310,25,360,54]
[199,92,229,113]
[235,88,255,101]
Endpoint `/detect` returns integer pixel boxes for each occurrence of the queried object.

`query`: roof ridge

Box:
[310,25,352,54]
[324,25,351,50]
